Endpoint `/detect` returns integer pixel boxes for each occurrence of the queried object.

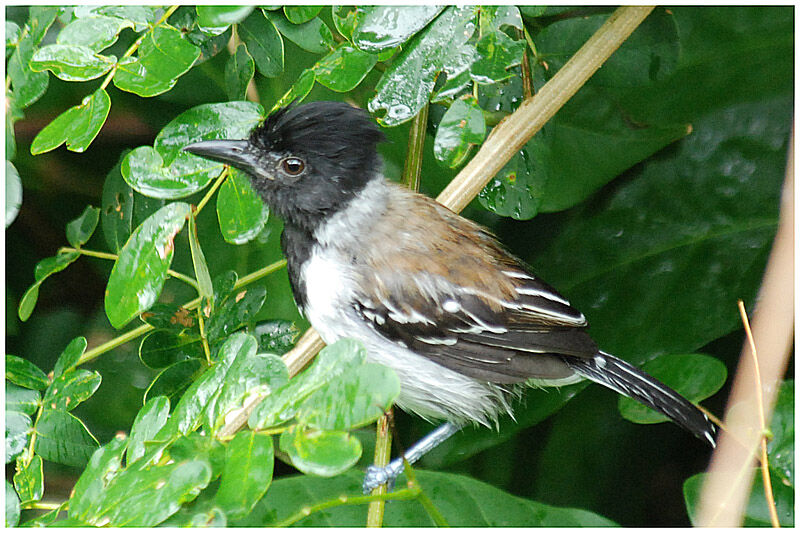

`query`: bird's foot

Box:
[362,462,403,494]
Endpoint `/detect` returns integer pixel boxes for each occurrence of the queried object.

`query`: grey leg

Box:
[362,422,461,494]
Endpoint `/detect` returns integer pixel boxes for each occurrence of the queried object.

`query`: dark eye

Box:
[281,157,305,176]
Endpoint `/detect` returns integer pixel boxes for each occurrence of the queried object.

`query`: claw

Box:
[362,464,399,494]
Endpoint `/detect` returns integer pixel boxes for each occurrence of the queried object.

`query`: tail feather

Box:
[563,352,717,447]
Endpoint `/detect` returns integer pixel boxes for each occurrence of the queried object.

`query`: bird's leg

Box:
[362,422,461,494]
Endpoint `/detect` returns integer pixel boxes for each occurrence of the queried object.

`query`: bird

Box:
[184,101,716,493]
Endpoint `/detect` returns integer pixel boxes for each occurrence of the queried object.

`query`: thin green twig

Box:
[195,167,229,215]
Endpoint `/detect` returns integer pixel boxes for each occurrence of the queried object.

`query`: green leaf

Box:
[30,44,115,81]
[433,97,486,168]
[283,6,323,24]
[239,10,283,78]
[351,6,445,52]
[470,31,525,85]
[684,471,794,526]
[139,303,197,333]
[43,369,101,411]
[31,88,111,154]
[6,481,20,527]
[7,33,49,108]
[216,168,269,244]
[57,15,134,52]
[272,68,315,112]
[165,332,256,436]
[53,336,87,379]
[369,6,477,126]
[121,101,263,199]
[249,339,366,430]
[196,6,254,28]
[188,214,214,303]
[6,21,20,50]
[5,411,32,463]
[35,408,99,466]
[479,6,523,31]
[144,358,205,405]
[767,381,794,485]
[6,161,22,228]
[252,470,617,526]
[215,431,274,518]
[6,355,49,390]
[313,44,378,93]
[279,426,361,477]
[69,436,128,521]
[28,7,61,45]
[104,202,191,328]
[66,206,100,248]
[210,353,288,432]
[253,320,298,355]
[18,251,80,322]
[113,25,200,97]
[78,458,212,526]
[19,503,68,527]
[205,286,266,343]
[224,45,255,101]
[139,330,204,369]
[618,354,727,424]
[13,454,43,504]
[6,382,40,415]
[268,11,334,54]
[73,6,160,33]
[167,434,227,479]
[127,395,170,464]
[298,363,400,430]
[100,154,135,253]
[477,144,544,219]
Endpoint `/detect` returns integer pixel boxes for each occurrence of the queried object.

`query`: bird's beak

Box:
[183,140,260,175]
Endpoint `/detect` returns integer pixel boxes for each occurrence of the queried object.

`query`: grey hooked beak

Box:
[183,139,259,175]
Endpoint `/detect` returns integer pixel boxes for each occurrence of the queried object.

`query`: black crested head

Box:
[239,101,386,230]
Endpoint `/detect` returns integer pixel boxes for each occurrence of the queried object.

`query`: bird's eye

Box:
[281,157,306,176]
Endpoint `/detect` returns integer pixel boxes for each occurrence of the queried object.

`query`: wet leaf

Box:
[72,6,159,32]
[351,6,445,52]
[139,330,204,369]
[618,354,727,424]
[268,11,334,54]
[297,363,400,431]
[6,383,40,415]
[57,15,133,52]
[6,355,49,390]
[239,10,283,78]
[5,21,20,50]
[35,408,99,466]
[767,381,794,485]
[5,411,31,464]
[196,6,254,28]
[249,339,366,430]
[215,431,274,518]
[314,44,378,93]
[69,436,127,520]
[224,45,254,101]
[122,101,263,199]
[7,32,49,108]
[13,454,43,504]
[272,68,315,112]
[279,426,361,477]
[216,168,269,244]
[144,358,205,405]
[369,6,478,126]
[6,161,22,228]
[127,395,170,464]
[53,337,88,379]
[100,154,134,253]
[113,25,200,97]
[470,30,525,85]
[167,434,226,479]
[253,320,298,355]
[30,44,116,82]
[104,202,191,329]
[140,303,197,333]
[433,97,486,168]
[17,252,79,322]
[30,88,111,154]
[66,206,100,248]
[6,481,20,527]
[205,286,266,343]
[477,145,543,219]
[283,6,323,24]
[188,214,214,303]
[43,369,101,411]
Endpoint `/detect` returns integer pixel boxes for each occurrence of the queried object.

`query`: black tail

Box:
[563,352,717,447]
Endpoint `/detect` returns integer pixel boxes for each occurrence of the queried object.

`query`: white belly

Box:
[300,247,512,426]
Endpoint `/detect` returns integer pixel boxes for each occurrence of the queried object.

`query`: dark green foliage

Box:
[6,5,792,528]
